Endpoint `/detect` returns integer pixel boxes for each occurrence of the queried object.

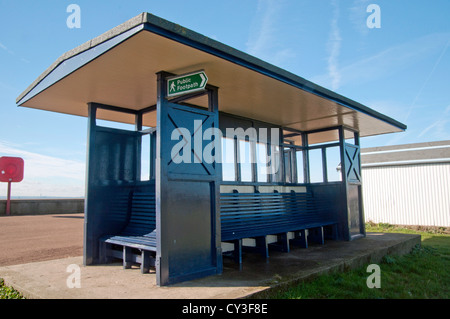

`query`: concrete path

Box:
[0,232,420,299]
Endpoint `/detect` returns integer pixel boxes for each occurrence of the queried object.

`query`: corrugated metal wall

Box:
[362,163,450,227]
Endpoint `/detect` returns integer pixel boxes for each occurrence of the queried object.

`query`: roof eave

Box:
[16,12,407,133]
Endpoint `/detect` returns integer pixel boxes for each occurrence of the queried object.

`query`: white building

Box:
[361,140,450,227]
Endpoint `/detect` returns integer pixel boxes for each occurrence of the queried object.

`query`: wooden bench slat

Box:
[219,191,337,251]
[100,192,157,272]
[100,189,337,269]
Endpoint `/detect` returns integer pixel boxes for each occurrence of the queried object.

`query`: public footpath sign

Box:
[167,71,208,97]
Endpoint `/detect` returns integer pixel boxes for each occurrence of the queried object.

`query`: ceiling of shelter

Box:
[18,27,404,143]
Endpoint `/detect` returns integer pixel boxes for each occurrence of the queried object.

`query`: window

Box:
[221,137,236,181]
[256,142,268,182]
[326,146,342,182]
[296,150,305,183]
[239,139,253,182]
[140,133,151,181]
[270,144,281,182]
[308,148,324,183]
[284,147,294,183]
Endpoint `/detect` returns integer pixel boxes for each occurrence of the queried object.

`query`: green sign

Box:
[167,71,208,97]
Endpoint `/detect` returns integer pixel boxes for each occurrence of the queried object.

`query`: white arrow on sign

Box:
[200,73,207,88]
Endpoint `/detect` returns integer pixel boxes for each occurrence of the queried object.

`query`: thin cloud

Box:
[349,0,370,36]
[0,140,85,197]
[246,0,295,66]
[0,41,14,55]
[246,0,279,56]
[404,38,450,123]
[418,104,450,139]
[327,0,342,91]
[0,40,30,64]
[312,32,450,90]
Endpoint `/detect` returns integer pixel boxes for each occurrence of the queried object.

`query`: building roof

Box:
[361,140,450,167]
[16,12,406,144]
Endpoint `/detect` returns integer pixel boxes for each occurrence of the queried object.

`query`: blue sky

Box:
[0,0,449,197]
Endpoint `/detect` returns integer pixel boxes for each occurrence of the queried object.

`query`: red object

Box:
[0,156,24,183]
[0,157,24,215]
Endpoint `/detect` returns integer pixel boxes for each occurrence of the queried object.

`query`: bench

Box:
[99,192,157,273]
[220,190,338,263]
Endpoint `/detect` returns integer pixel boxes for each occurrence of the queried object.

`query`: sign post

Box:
[0,157,24,215]
[167,70,208,97]
[6,180,12,215]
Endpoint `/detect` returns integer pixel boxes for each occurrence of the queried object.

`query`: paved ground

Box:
[0,214,421,299]
[0,214,83,266]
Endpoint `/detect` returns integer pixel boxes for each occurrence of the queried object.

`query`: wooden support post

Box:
[280,232,290,252]
[256,236,269,259]
[233,239,243,264]
[123,246,133,269]
[141,250,152,273]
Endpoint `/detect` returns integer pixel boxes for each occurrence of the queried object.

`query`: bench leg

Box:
[256,236,269,259]
[99,241,113,264]
[123,246,133,269]
[290,229,308,248]
[308,227,324,245]
[233,239,242,264]
[141,250,151,274]
[99,241,107,264]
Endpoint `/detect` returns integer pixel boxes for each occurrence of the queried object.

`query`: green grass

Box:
[264,224,450,299]
[0,278,25,299]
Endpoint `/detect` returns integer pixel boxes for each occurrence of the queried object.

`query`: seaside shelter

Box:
[16,13,406,286]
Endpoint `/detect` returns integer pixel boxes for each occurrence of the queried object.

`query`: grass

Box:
[0,278,25,299]
[264,223,450,299]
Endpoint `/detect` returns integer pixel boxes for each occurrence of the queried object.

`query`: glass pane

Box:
[256,143,268,182]
[96,119,136,131]
[296,150,304,183]
[284,148,293,183]
[221,137,236,181]
[239,139,253,182]
[326,146,342,182]
[269,144,281,182]
[140,134,150,181]
[308,149,324,183]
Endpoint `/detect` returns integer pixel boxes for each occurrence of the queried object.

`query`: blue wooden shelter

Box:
[16,13,406,286]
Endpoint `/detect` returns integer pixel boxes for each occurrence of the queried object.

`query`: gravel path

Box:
[0,214,83,266]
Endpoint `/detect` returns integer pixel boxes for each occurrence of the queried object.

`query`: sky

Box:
[0,0,449,197]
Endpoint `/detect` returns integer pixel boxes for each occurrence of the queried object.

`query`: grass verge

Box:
[264,224,449,299]
[0,278,25,299]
